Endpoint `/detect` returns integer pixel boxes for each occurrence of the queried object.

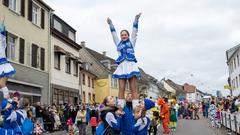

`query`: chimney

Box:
[102,51,106,56]
[81,41,86,47]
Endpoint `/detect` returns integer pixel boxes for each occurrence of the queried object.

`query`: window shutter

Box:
[21,0,25,17]
[40,48,45,70]
[19,38,25,64]
[28,0,32,21]
[76,62,78,77]
[2,0,9,7]
[31,44,38,68]
[41,8,45,29]
[5,31,8,56]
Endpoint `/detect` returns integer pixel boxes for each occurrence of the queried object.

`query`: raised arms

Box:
[0,15,5,33]
[131,13,141,48]
[107,17,120,46]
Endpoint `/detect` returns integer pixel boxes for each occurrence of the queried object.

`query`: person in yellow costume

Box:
[148,107,160,135]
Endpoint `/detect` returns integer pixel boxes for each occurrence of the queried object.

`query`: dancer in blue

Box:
[107,13,142,110]
[133,99,155,135]
[0,15,16,99]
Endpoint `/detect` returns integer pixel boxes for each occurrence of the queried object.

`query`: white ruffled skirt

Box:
[0,58,16,77]
[112,60,141,79]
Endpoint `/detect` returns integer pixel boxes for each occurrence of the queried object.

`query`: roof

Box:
[183,83,196,93]
[226,44,240,64]
[51,28,81,50]
[85,48,116,72]
[196,89,205,94]
[165,79,185,95]
[52,14,76,33]
[36,0,53,11]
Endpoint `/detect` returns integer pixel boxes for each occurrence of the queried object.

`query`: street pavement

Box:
[45,116,233,135]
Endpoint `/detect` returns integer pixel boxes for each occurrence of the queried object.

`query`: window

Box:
[88,76,91,87]
[68,31,75,41]
[54,19,62,32]
[54,53,61,70]
[111,78,118,88]
[82,91,85,103]
[19,38,25,64]
[32,3,39,25]
[88,93,91,102]
[234,58,236,69]
[239,74,240,87]
[93,94,95,102]
[40,48,45,70]
[31,44,38,68]
[7,34,16,61]
[233,79,235,89]
[73,61,78,76]
[82,73,85,85]
[92,78,94,88]
[64,91,69,103]
[9,0,17,11]
[65,57,71,73]
[238,55,240,67]
[236,76,238,88]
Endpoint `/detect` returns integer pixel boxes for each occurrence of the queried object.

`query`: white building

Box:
[184,84,204,103]
[50,14,82,105]
[162,80,177,96]
[226,45,240,96]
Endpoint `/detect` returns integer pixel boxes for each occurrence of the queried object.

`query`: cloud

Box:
[45,0,240,96]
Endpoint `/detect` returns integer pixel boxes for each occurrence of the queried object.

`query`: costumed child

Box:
[34,123,43,135]
[0,15,16,100]
[169,101,177,131]
[67,117,74,135]
[148,107,160,135]
[158,98,170,134]
[133,99,155,135]
[107,13,142,111]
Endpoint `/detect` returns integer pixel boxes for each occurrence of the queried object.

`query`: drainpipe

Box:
[79,68,83,104]
[48,11,53,104]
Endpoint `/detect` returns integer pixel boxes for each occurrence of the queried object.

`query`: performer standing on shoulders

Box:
[0,15,16,99]
[107,13,142,110]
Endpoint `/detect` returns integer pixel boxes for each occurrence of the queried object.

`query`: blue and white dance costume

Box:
[134,117,150,135]
[109,18,141,79]
[0,21,16,100]
[0,22,16,78]
[119,99,155,135]
[0,99,27,135]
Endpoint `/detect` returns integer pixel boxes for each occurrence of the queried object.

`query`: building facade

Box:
[79,42,111,104]
[84,47,132,103]
[0,0,52,103]
[226,45,240,96]
[50,14,82,105]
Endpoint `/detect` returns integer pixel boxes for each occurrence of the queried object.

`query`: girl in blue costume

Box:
[0,98,32,135]
[107,13,142,110]
[133,99,155,135]
[0,15,16,99]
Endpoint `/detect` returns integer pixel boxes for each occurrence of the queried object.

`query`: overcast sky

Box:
[45,0,240,96]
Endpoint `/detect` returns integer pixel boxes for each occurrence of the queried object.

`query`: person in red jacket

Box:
[158,98,170,134]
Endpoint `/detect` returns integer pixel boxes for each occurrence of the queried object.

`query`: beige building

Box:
[0,0,53,103]
[50,14,82,105]
[79,42,110,104]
